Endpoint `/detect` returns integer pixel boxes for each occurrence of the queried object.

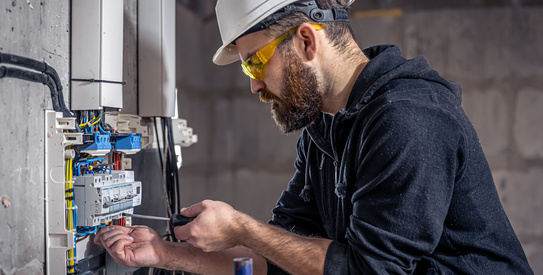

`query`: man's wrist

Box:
[153,239,182,270]
[234,211,259,248]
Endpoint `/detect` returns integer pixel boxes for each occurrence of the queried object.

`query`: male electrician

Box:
[95,0,533,274]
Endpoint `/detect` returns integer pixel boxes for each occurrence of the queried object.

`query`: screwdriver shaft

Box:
[123,213,170,221]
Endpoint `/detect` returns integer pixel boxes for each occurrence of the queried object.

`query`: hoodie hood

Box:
[302,45,462,201]
[307,45,461,160]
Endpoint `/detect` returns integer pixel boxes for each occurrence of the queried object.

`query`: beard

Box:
[259,45,322,134]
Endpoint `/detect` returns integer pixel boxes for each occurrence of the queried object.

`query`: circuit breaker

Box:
[74,171,142,226]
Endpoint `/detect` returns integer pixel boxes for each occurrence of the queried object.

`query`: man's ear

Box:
[293,23,320,62]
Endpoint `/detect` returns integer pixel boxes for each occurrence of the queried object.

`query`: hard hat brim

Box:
[213,43,240,66]
[212,0,301,66]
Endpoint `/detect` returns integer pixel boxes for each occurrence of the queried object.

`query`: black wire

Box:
[152,118,183,275]
[0,52,74,118]
[0,66,64,113]
[155,118,163,169]
[166,117,181,211]
[0,52,63,91]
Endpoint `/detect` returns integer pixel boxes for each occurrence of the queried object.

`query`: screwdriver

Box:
[122,213,195,227]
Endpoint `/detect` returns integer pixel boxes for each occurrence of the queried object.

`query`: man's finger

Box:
[94,225,119,246]
[101,229,134,249]
[180,200,208,217]
[173,222,195,243]
[106,237,136,266]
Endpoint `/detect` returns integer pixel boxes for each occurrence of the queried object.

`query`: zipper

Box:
[319,153,325,170]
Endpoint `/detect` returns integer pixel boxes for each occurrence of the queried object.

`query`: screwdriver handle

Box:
[170,213,195,227]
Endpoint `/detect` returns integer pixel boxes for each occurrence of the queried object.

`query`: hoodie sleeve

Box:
[324,98,466,274]
[267,132,328,274]
[268,131,327,237]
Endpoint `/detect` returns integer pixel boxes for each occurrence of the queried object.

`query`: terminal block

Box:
[76,132,112,156]
[112,133,142,154]
[74,171,141,226]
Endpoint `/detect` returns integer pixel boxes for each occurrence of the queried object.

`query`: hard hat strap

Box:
[234,0,349,44]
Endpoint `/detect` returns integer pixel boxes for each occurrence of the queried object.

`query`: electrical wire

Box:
[65,157,76,275]
[0,52,75,119]
[150,117,183,275]
[0,66,62,113]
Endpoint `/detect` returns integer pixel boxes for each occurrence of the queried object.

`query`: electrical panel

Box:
[39,0,198,273]
[44,110,150,275]
[1,2,199,272]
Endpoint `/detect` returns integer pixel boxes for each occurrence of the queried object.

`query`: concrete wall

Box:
[175,1,543,274]
[0,0,70,273]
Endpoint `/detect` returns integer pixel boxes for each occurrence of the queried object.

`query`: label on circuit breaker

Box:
[99,182,141,212]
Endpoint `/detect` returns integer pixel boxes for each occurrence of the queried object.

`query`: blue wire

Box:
[75,158,105,176]
[76,226,97,234]
[82,116,87,132]
[86,157,105,163]
[98,123,106,133]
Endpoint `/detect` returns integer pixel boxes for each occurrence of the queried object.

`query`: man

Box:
[95,0,533,274]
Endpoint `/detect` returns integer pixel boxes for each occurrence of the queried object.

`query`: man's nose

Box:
[250,78,265,94]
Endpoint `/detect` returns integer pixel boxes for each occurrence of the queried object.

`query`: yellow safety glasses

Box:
[241,24,324,81]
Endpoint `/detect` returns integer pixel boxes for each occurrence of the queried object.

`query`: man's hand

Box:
[174,200,246,252]
[94,225,164,268]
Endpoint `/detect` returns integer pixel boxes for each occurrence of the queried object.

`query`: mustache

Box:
[259,89,279,103]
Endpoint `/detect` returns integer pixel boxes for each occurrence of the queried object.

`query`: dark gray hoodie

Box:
[267,45,532,274]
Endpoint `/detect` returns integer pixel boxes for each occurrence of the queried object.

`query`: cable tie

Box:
[65,188,75,193]
[65,196,75,201]
[71,78,126,85]
[66,206,78,210]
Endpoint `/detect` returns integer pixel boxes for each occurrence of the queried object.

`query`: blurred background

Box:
[174,0,543,273]
[0,0,541,273]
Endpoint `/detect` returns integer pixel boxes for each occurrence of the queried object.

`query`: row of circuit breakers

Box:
[75,170,142,226]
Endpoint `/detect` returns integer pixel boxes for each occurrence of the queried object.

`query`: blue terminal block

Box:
[79,132,112,156]
[113,133,142,155]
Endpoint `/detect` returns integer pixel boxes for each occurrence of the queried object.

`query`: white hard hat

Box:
[213,0,355,66]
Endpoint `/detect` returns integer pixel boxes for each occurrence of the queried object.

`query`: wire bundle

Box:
[0,52,74,119]
[112,152,123,170]
[75,110,113,133]
[155,117,181,233]
[65,157,77,275]
[152,117,183,275]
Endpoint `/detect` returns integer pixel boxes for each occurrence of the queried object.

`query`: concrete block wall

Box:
[176,1,543,274]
